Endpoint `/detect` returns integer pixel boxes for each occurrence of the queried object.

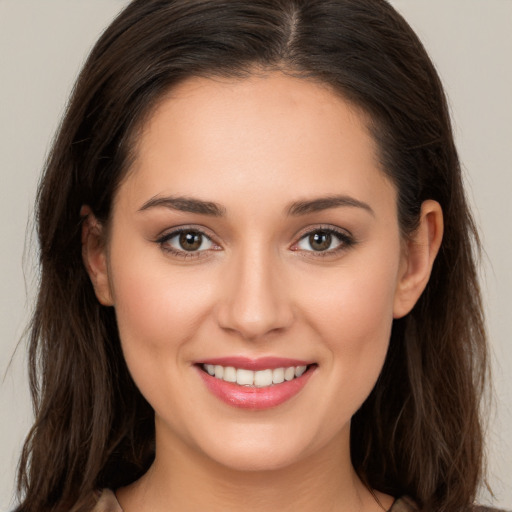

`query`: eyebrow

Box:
[138,196,226,216]
[287,195,375,217]
[138,194,374,217]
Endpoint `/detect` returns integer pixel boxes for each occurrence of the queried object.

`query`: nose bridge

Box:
[217,240,293,340]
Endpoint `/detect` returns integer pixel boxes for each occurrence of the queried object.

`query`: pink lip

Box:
[198,356,312,371]
[195,360,316,410]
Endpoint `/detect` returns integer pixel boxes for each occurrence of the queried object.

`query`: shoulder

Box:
[91,489,123,512]
[472,508,511,512]
[390,497,421,511]
[390,497,510,512]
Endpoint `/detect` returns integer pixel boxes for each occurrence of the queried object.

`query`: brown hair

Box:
[16,1,488,511]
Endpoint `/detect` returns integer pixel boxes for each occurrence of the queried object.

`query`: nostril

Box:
[216,298,295,340]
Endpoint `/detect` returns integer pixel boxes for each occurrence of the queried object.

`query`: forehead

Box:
[119,72,394,213]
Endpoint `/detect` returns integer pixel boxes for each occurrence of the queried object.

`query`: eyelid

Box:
[155,225,221,258]
[154,223,355,260]
[290,224,356,255]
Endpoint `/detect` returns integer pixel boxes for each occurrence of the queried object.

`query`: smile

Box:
[196,358,316,409]
[202,364,308,387]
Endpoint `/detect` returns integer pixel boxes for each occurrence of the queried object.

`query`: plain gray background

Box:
[1,1,511,510]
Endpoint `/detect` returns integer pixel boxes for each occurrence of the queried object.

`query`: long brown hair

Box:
[16,1,488,511]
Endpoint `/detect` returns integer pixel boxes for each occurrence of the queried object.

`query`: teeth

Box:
[214,365,224,379]
[236,368,254,386]
[284,367,295,381]
[254,369,273,387]
[223,366,237,383]
[272,367,284,384]
[203,364,310,387]
[295,365,307,377]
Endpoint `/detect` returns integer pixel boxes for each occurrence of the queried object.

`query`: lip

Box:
[197,356,313,371]
[195,358,317,410]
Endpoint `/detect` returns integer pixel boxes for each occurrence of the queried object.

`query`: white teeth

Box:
[223,366,237,382]
[214,365,224,379]
[203,364,310,387]
[254,369,273,387]
[236,368,254,386]
[295,365,307,377]
[284,367,295,381]
[272,367,285,384]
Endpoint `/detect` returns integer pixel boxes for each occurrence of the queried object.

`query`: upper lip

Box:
[196,356,314,371]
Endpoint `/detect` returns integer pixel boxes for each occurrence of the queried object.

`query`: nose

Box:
[215,246,294,341]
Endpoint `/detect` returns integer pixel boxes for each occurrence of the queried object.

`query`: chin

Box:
[204,444,305,473]
[191,421,335,473]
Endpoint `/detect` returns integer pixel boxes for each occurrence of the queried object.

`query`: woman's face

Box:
[89,73,415,472]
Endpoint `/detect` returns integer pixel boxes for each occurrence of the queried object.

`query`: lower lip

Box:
[197,366,315,410]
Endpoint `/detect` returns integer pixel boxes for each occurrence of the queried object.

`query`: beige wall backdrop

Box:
[1,1,510,510]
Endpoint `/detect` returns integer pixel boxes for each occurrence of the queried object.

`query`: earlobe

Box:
[393,200,443,319]
[81,205,114,306]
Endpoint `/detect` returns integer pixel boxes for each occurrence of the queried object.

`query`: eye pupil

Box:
[309,231,332,251]
[179,232,202,251]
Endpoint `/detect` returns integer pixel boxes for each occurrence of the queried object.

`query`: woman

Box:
[14,0,499,511]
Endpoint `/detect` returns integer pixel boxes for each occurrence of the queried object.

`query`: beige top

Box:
[91,489,418,512]
[92,489,123,512]
[91,489,506,512]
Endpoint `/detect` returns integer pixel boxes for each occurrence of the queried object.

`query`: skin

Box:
[83,73,443,512]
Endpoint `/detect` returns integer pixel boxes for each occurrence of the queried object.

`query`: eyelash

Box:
[156,227,219,259]
[155,225,356,260]
[292,225,356,257]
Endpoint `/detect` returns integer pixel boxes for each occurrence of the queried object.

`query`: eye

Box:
[157,228,216,255]
[294,228,354,254]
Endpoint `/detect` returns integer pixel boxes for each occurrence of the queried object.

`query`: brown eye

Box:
[308,231,332,251]
[179,231,203,251]
[158,229,215,254]
[295,227,354,254]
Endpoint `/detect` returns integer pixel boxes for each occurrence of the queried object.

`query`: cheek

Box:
[296,249,400,394]
[108,254,222,425]
[302,256,398,337]
[108,249,217,366]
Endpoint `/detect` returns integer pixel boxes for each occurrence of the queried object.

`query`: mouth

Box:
[195,358,317,409]
[200,363,312,387]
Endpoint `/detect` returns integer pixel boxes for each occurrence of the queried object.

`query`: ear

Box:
[393,200,443,318]
[81,205,114,306]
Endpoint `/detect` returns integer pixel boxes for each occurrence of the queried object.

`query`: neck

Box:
[117,423,390,512]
